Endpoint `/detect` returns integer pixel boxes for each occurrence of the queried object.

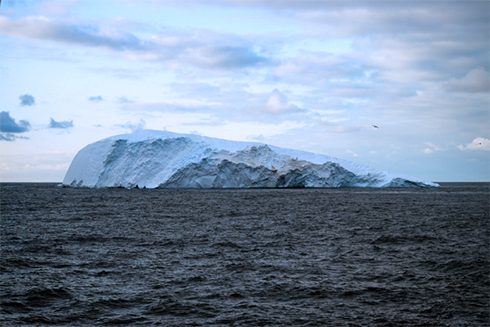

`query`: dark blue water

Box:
[1,183,489,326]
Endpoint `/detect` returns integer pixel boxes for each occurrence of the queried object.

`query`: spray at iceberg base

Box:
[62,130,439,189]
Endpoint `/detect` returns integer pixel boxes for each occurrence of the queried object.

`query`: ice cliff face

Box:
[63,130,439,188]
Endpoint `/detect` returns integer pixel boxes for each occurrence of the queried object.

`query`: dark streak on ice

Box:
[1,182,489,326]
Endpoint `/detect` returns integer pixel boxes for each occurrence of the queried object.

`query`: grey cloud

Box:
[19,94,35,106]
[0,110,31,141]
[170,0,488,80]
[88,96,104,102]
[445,67,490,93]
[0,16,268,70]
[0,111,31,133]
[0,16,146,51]
[0,133,16,141]
[307,3,488,82]
[182,45,267,69]
[48,118,74,129]
[140,0,485,12]
[131,0,490,15]
[270,35,486,99]
[0,133,29,142]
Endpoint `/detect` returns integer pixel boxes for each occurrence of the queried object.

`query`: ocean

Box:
[1,182,489,326]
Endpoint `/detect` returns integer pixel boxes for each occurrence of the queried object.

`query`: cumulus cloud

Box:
[254,89,304,114]
[444,67,490,93]
[0,15,267,70]
[457,137,490,151]
[0,111,31,141]
[19,94,35,106]
[266,89,292,113]
[48,118,74,129]
[88,95,104,102]
[422,142,444,154]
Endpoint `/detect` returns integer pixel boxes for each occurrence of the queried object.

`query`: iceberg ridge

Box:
[62,130,439,188]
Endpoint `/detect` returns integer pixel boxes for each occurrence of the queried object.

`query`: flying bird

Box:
[373,125,379,129]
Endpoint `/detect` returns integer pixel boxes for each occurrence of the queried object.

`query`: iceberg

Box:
[62,130,439,188]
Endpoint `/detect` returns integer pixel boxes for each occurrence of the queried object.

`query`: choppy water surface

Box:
[1,183,489,326]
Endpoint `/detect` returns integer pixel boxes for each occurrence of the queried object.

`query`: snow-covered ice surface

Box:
[63,130,439,188]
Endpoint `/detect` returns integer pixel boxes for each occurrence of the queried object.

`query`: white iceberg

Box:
[62,130,439,188]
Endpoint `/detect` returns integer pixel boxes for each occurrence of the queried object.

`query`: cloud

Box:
[19,94,35,106]
[121,102,211,113]
[85,66,144,79]
[444,67,490,93]
[115,119,146,132]
[261,1,488,94]
[170,82,221,96]
[345,149,359,157]
[0,111,31,141]
[249,89,305,115]
[422,142,444,154]
[0,15,268,70]
[188,0,486,13]
[158,0,488,41]
[47,118,74,129]
[121,88,309,126]
[0,15,146,51]
[0,133,15,141]
[0,111,31,133]
[264,89,301,114]
[117,96,134,104]
[458,137,490,151]
[88,95,104,102]
[179,45,267,69]
[272,52,350,82]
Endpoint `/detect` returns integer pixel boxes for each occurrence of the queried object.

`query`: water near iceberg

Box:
[1,183,489,326]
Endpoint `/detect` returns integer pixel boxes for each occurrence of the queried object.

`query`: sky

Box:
[0,0,489,183]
